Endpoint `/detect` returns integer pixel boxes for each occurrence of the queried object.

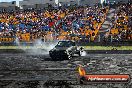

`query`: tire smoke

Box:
[81,51,87,56]
[30,39,58,55]
[15,38,58,55]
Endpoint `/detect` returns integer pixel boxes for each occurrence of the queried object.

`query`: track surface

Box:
[0,52,132,88]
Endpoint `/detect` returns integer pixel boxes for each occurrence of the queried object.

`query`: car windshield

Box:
[55,41,74,47]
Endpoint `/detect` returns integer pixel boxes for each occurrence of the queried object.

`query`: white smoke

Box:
[15,38,58,55]
[81,51,87,56]
[15,38,87,56]
[15,37,20,46]
[29,39,58,55]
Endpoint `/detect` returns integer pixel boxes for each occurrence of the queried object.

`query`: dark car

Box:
[49,41,84,60]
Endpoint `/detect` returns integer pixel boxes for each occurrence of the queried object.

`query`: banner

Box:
[0,37,15,43]
[21,33,30,42]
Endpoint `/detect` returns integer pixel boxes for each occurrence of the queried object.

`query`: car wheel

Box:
[78,50,82,56]
[67,54,72,60]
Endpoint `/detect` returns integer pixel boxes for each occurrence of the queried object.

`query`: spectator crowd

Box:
[0,2,131,44]
[109,3,132,42]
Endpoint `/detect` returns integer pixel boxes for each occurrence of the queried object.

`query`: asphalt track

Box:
[0,50,132,88]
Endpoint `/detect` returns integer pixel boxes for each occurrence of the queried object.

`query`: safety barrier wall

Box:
[0,37,16,43]
[0,33,97,43]
[0,32,131,45]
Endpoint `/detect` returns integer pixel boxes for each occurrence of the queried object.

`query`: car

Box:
[49,41,84,60]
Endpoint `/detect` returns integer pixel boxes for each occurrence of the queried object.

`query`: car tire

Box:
[77,50,82,56]
[67,54,71,60]
[66,53,72,60]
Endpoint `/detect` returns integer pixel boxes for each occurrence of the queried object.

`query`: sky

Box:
[0,0,22,6]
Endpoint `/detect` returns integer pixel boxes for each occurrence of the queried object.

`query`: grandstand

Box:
[109,3,132,42]
[0,1,131,46]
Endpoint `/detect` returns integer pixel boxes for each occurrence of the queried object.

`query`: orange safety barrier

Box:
[0,37,15,43]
